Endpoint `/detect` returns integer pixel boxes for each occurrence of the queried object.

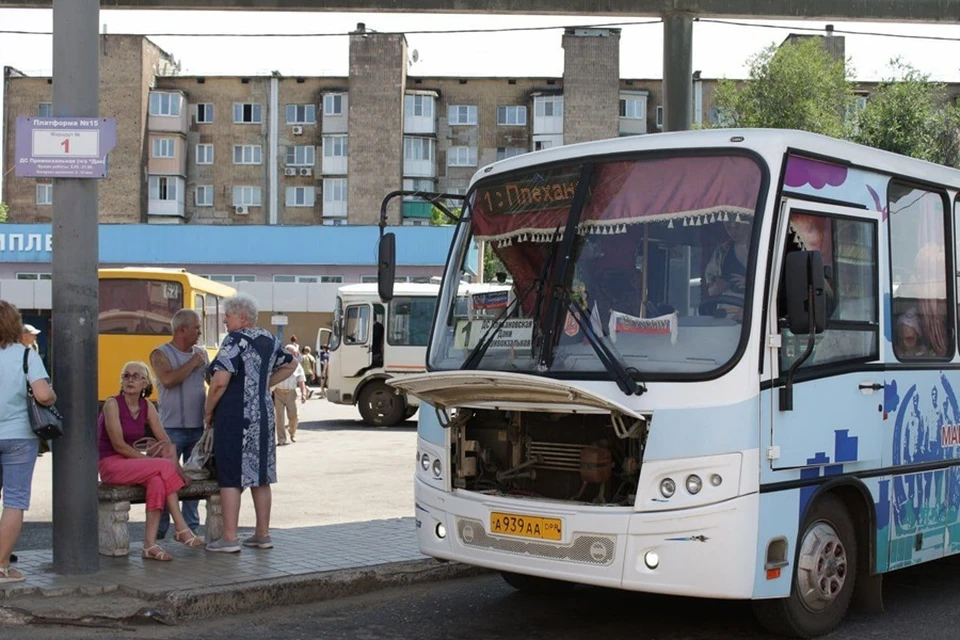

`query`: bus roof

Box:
[98,267,236,297]
[472,128,960,192]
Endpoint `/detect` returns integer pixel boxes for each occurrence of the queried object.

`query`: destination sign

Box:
[477,174,584,216]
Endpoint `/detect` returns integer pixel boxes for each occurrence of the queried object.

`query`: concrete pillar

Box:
[51,0,100,574]
[562,27,621,145]
[662,13,693,132]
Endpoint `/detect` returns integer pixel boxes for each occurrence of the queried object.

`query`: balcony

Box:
[402,201,433,222]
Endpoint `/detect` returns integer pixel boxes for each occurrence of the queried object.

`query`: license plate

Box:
[490,511,562,541]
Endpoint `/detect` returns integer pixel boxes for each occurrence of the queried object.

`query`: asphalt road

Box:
[16,395,418,551]
[10,557,960,640]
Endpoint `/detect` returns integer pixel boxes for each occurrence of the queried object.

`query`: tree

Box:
[0,202,7,223]
[854,59,960,168]
[712,37,854,138]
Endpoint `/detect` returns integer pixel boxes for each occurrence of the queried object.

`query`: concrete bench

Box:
[97,479,223,556]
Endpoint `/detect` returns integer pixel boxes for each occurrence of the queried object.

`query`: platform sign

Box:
[14,116,117,178]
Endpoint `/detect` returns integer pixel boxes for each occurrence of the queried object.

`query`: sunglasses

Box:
[121,372,146,381]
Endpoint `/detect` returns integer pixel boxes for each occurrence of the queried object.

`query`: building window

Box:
[360,275,379,283]
[273,275,337,283]
[448,105,478,125]
[286,104,316,124]
[195,185,214,207]
[497,105,527,126]
[37,102,53,117]
[323,178,347,204]
[149,176,178,201]
[496,147,526,161]
[232,186,262,207]
[36,184,53,205]
[152,138,176,158]
[196,144,214,164]
[322,135,348,158]
[149,92,182,117]
[402,178,434,196]
[17,273,52,280]
[233,145,263,165]
[285,145,316,166]
[656,106,664,129]
[204,274,256,283]
[285,186,316,207]
[321,275,344,283]
[403,137,434,161]
[619,97,645,119]
[323,93,344,115]
[233,103,262,124]
[196,103,214,123]
[405,94,434,118]
[535,96,563,118]
[534,139,554,151]
[447,146,477,167]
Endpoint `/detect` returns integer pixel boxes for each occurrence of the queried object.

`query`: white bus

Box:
[324,282,509,426]
[379,129,960,637]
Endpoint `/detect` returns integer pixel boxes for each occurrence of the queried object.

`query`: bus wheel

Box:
[403,406,418,421]
[753,494,857,638]
[357,381,406,427]
[500,571,575,594]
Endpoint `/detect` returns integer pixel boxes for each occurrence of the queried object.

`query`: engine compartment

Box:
[446,408,648,506]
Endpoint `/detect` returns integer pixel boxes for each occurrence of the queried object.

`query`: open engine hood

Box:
[387,370,644,419]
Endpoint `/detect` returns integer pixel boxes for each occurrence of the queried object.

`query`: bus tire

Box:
[403,406,418,421]
[753,494,857,638]
[357,381,406,427]
[500,571,575,594]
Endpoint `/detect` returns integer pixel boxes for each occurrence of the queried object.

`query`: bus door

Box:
[766,199,884,474]
[340,302,373,378]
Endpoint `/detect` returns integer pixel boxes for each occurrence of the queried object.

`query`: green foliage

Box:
[430,205,458,226]
[0,201,7,223]
[712,38,854,138]
[482,244,506,283]
[853,60,960,168]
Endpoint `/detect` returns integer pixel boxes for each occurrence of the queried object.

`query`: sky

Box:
[3,8,960,191]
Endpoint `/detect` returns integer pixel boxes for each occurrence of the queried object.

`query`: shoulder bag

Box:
[22,348,63,441]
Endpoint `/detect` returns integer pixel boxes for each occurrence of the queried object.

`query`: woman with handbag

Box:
[0,301,56,584]
[98,361,204,561]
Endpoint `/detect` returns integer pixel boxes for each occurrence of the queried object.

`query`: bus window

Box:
[195,294,206,339]
[343,305,370,345]
[99,279,182,335]
[889,183,952,360]
[388,297,438,346]
[205,294,220,347]
[778,213,878,370]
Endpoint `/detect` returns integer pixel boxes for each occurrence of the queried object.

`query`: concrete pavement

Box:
[0,396,482,628]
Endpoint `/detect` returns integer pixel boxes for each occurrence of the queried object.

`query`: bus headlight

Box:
[685,474,703,495]
[432,459,443,478]
[659,478,676,499]
[420,453,430,471]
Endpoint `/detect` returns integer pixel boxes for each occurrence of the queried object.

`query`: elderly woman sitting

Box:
[204,293,296,553]
[98,361,205,561]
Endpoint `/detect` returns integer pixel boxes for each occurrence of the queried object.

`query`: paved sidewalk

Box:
[0,518,479,627]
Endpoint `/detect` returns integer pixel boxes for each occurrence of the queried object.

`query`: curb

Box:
[0,559,488,627]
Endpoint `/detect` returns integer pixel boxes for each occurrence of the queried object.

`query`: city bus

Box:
[325,281,509,426]
[98,268,235,402]
[379,129,960,637]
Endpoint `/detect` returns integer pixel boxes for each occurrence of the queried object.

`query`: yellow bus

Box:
[97,268,236,402]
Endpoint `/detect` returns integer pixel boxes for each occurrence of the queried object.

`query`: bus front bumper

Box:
[415,479,759,599]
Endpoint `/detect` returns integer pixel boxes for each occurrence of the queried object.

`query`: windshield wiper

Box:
[462,279,538,370]
[530,224,563,353]
[563,293,645,396]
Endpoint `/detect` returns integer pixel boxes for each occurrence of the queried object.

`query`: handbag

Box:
[22,348,63,441]
[182,429,214,480]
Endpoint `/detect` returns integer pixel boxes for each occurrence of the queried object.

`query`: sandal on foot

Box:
[0,565,25,583]
[175,529,205,548]
[142,544,173,562]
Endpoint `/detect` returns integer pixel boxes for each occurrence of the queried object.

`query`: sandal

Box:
[0,565,25,583]
[175,529,205,548]
[142,544,173,562]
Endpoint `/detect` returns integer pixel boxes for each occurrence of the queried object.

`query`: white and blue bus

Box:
[381,129,960,637]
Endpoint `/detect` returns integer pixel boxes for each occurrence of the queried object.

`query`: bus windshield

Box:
[428,153,766,378]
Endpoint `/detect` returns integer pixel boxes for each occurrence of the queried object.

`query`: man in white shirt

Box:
[273,344,307,445]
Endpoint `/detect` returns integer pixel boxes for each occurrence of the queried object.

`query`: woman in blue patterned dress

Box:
[203,293,295,552]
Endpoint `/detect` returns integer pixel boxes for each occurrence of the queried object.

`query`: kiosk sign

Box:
[14,116,117,178]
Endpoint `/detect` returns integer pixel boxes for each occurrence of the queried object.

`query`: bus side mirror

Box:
[784,250,826,335]
[378,232,396,303]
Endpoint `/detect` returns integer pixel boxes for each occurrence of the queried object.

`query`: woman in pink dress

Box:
[98,361,204,561]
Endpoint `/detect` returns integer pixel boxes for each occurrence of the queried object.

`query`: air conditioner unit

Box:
[234,205,249,215]
[284,167,297,176]
[299,167,313,176]
[292,125,304,135]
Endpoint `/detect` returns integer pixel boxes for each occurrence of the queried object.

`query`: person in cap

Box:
[896,307,931,358]
[20,325,40,352]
